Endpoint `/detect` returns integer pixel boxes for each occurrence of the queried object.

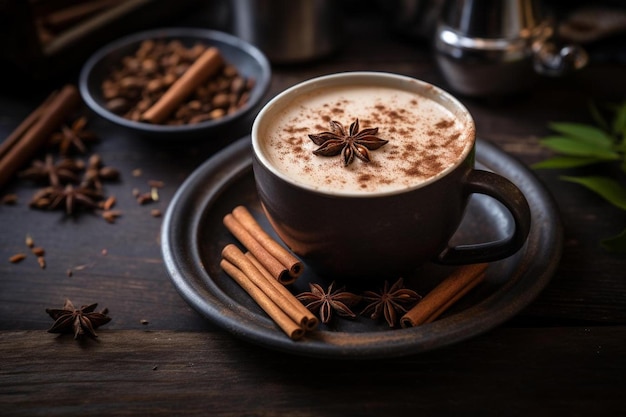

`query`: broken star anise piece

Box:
[308,119,389,166]
[81,154,120,191]
[48,116,99,155]
[296,281,361,324]
[46,299,111,339]
[361,278,421,327]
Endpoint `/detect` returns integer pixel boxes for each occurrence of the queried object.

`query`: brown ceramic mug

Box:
[251,72,530,279]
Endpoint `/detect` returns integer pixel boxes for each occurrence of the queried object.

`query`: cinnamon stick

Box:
[0,91,57,161]
[0,85,80,189]
[43,0,124,31]
[220,259,304,340]
[141,46,224,124]
[232,206,303,279]
[222,244,316,331]
[223,213,293,285]
[245,251,318,330]
[400,263,488,328]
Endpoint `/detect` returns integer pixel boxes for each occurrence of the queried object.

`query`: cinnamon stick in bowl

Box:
[141,46,224,124]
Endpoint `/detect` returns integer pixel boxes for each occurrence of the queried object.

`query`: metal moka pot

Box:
[434,0,588,96]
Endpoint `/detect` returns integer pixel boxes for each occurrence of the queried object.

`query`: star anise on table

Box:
[46,299,111,339]
[30,184,103,214]
[19,154,83,186]
[48,116,99,155]
[81,154,120,191]
[308,119,389,166]
[361,278,421,327]
[296,281,361,324]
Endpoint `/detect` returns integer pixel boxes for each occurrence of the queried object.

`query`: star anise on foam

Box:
[308,119,389,166]
[296,281,361,324]
[46,299,111,339]
[29,184,103,214]
[48,116,98,155]
[19,154,83,186]
[361,278,421,327]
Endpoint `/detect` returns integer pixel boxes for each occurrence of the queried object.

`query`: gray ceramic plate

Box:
[161,136,562,359]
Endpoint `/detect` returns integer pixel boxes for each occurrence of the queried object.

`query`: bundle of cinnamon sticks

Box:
[0,85,80,190]
[221,206,314,340]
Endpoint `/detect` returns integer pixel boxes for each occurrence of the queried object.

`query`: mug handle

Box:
[436,170,531,265]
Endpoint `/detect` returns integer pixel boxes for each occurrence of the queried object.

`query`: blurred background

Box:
[1,0,624,89]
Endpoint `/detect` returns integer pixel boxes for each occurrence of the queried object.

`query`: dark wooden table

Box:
[1,4,625,416]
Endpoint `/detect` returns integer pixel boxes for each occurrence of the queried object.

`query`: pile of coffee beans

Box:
[101,39,255,125]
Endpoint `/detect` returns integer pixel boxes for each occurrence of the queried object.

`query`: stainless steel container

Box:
[434,0,588,96]
[230,0,342,64]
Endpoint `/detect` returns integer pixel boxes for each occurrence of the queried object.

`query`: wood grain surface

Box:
[2,328,625,416]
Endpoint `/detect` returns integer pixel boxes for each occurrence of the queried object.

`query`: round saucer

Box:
[161,136,562,359]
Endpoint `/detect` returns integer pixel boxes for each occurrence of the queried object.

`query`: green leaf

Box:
[561,175,626,210]
[540,136,620,160]
[601,227,626,253]
[611,102,626,137]
[532,156,605,169]
[588,101,610,131]
[548,122,614,148]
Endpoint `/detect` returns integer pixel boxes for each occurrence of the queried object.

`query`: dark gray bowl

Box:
[79,27,271,138]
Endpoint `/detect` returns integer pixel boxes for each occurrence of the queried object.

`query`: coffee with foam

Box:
[252,74,530,277]
[257,84,473,194]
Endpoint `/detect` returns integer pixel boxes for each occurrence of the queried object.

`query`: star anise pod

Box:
[48,116,98,155]
[30,184,103,214]
[46,299,111,339]
[308,119,389,166]
[296,281,361,324]
[19,154,82,186]
[361,278,421,327]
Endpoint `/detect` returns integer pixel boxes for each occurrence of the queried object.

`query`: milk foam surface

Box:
[259,85,471,194]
